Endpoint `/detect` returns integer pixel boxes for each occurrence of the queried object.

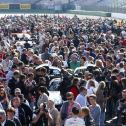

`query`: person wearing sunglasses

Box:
[60,92,81,126]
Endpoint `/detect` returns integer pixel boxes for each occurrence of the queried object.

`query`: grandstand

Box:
[0,0,37,4]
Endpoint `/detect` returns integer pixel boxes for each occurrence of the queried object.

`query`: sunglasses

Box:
[67,97,73,100]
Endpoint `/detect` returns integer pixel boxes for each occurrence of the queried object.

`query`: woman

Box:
[87,80,96,96]
[37,86,49,108]
[0,88,9,111]
[81,107,95,126]
[96,81,107,126]
[69,77,79,99]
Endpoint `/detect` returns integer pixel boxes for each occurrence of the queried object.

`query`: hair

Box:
[89,94,97,100]
[66,92,74,97]
[79,86,87,92]
[40,67,47,73]
[6,107,15,114]
[88,80,95,87]
[72,107,79,115]
[81,107,90,116]
[38,86,47,93]
[19,74,26,80]
[97,81,106,91]
[122,89,126,93]
[72,77,79,86]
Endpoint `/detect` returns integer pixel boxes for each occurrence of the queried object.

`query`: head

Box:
[6,107,15,119]
[13,70,20,79]
[19,74,26,82]
[12,97,21,108]
[48,99,55,109]
[72,107,79,116]
[66,92,74,103]
[38,86,47,95]
[122,89,126,100]
[81,107,90,117]
[72,77,79,86]
[79,86,87,96]
[14,88,21,97]
[89,94,97,105]
[0,109,6,123]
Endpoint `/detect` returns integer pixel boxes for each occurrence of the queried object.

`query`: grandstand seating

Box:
[0,0,37,4]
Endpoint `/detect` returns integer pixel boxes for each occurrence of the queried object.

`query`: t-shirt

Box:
[65,117,85,126]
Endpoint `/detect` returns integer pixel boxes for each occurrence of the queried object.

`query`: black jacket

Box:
[18,107,26,126]
[8,77,18,96]
[4,119,16,126]
[13,118,22,126]
[84,115,95,126]
[20,102,33,126]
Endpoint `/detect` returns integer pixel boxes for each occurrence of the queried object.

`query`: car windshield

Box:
[49,80,61,91]
[50,69,60,75]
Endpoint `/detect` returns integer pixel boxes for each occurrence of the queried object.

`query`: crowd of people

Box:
[0,14,126,126]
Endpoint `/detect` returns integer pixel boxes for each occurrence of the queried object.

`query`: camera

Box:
[43,103,48,113]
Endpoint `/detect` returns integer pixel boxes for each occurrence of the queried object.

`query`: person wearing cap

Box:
[60,92,81,126]
[0,109,15,126]
[64,107,85,126]
[47,99,60,126]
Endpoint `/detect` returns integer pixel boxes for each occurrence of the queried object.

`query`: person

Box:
[11,97,26,126]
[75,86,88,107]
[69,77,79,99]
[60,92,81,125]
[88,94,101,126]
[81,107,95,126]
[8,70,20,97]
[96,81,107,126]
[64,107,85,126]
[0,88,9,111]
[32,102,53,126]
[47,99,60,126]
[6,107,22,126]
[18,94,33,126]
[0,109,15,126]
[116,89,126,125]
[37,86,49,108]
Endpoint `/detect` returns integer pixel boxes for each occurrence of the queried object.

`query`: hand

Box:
[39,110,44,115]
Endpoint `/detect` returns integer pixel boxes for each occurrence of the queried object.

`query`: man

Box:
[75,86,88,107]
[6,107,22,126]
[60,92,81,125]
[11,97,26,126]
[18,94,33,126]
[41,47,51,61]
[8,70,20,97]
[89,94,101,126]
[64,107,85,126]
[69,53,80,70]
[47,99,59,126]
[116,89,126,125]
[0,109,15,126]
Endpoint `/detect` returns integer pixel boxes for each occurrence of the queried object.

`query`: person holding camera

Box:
[116,89,126,125]
[32,103,53,126]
